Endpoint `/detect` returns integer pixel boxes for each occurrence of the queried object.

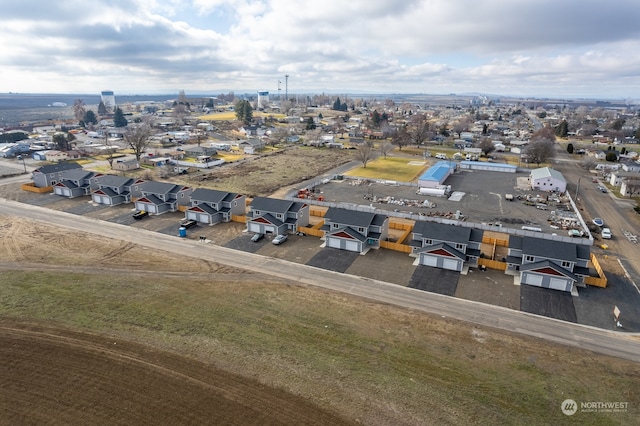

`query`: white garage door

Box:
[345,240,359,252]
[549,277,569,292]
[327,237,341,248]
[442,258,460,271]
[101,196,111,205]
[523,273,543,287]
[421,255,438,267]
[55,188,70,197]
[248,222,261,233]
[198,213,210,223]
[187,211,199,221]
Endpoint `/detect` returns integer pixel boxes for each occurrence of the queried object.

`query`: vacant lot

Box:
[183,146,353,197]
[0,215,638,425]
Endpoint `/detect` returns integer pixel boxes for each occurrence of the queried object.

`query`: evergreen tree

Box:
[305,117,316,130]
[234,100,253,124]
[113,107,128,127]
[83,110,97,126]
[98,101,108,116]
[567,143,574,154]
[555,120,568,138]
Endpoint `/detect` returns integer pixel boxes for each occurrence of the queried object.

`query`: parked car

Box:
[601,228,612,239]
[251,233,264,242]
[272,234,288,245]
[132,210,149,220]
[179,218,197,229]
[597,185,607,193]
[592,217,604,227]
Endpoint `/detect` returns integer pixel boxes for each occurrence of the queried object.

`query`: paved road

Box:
[2,198,640,362]
[553,148,640,292]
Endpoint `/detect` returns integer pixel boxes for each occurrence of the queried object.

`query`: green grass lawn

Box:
[345,156,427,181]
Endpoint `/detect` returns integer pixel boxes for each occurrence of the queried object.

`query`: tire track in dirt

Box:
[0,319,355,426]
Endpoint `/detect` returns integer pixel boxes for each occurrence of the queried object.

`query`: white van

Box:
[435,153,448,160]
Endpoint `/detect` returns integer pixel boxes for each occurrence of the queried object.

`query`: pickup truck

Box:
[132,210,149,220]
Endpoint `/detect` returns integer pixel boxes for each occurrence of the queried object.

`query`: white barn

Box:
[530,167,567,193]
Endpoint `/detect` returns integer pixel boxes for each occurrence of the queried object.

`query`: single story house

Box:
[409,221,483,272]
[112,158,140,172]
[91,175,144,206]
[321,207,389,254]
[418,161,456,188]
[185,188,246,224]
[134,181,192,214]
[184,146,217,158]
[506,237,591,293]
[530,167,567,193]
[246,197,309,235]
[239,139,265,154]
[620,177,640,197]
[45,150,82,162]
[31,162,83,188]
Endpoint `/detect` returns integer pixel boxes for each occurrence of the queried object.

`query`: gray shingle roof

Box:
[324,207,386,228]
[190,188,232,204]
[521,238,577,263]
[412,220,471,244]
[34,162,82,174]
[249,197,305,214]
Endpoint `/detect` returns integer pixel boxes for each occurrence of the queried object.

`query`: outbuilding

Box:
[529,167,567,193]
[418,161,456,188]
[459,161,517,173]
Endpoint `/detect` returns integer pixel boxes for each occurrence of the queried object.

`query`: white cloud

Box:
[1,0,640,97]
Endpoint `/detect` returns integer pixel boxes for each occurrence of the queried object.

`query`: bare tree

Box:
[104,133,116,169]
[379,141,394,158]
[478,138,495,157]
[124,122,153,161]
[391,126,410,151]
[524,139,556,166]
[268,126,289,147]
[72,99,86,124]
[405,114,432,147]
[452,117,471,138]
[355,141,375,168]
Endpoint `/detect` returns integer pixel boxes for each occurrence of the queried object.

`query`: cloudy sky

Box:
[2,0,640,98]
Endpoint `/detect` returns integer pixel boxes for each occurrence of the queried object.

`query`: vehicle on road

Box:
[597,185,607,193]
[272,234,288,245]
[251,233,264,242]
[592,217,604,227]
[179,218,197,229]
[132,210,149,220]
[601,228,612,239]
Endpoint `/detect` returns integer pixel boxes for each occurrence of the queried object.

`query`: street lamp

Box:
[17,155,27,173]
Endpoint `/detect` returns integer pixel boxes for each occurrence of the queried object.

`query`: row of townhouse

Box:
[32,162,593,294]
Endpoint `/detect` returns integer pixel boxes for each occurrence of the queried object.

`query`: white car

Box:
[272,234,288,245]
[601,228,612,239]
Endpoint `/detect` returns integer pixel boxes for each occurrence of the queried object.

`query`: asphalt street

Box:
[2,198,639,363]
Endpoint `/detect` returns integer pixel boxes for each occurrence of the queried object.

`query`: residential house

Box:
[529,167,567,193]
[91,175,144,206]
[185,188,246,224]
[112,158,140,172]
[52,169,97,198]
[45,150,81,162]
[239,139,265,154]
[409,221,483,272]
[246,197,309,235]
[620,177,640,197]
[134,181,192,214]
[184,145,217,158]
[321,207,389,254]
[31,162,83,188]
[506,237,591,293]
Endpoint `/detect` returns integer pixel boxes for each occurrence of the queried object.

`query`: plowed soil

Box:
[0,319,352,426]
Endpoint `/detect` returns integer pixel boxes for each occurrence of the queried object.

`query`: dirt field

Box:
[1,214,639,425]
[181,146,353,197]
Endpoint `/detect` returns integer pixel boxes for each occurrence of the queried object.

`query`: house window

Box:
[358,227,365,233]
[254,210,260,215]
[333,223,339,229]
[561,261,571,268]
[525,255,534,262]
[424,239,432,245]
[277,214,283,219]
[233,201,237,207]
[180,193,184,198]
[455,243,464,250]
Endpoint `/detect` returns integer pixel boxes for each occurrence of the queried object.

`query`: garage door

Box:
[549,277,570,292]
[345,240,360,252]
[187,211,199,221]
[55,188,70,197]
[523,273,543,287]
[442,258,460,271]
[198,213,210,223]
[327,237,341,248]
[248,222,261,233]
[421,255,438,267]
[101,196,111,205]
